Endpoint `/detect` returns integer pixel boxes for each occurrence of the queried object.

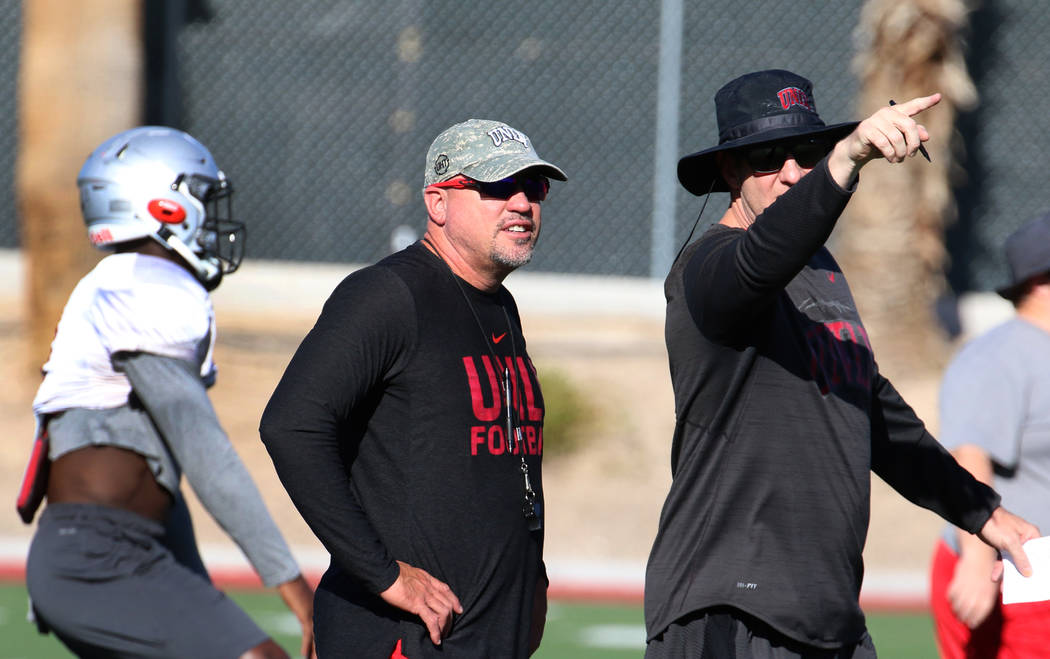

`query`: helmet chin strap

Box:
[154,226,224,291]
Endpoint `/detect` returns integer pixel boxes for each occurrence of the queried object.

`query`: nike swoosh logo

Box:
[492,332,507,344]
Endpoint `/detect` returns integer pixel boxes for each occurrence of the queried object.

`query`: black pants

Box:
[645,607,878,659]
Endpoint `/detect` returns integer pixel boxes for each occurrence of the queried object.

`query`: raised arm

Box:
[684,158,853,339]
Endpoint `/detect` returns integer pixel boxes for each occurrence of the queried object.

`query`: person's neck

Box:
[116,238,196,278]
[1016,300,1050,335]
[420,233,505,293]
[719,198,753,230]
[116,238,174,261]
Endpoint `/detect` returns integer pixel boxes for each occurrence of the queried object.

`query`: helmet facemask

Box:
[176,172,245,276]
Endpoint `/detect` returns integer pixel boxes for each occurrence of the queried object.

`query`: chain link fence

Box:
[3,1,1049,291]
[946,0,1050,292]
[0,1,20,249]
[172,0,863,277]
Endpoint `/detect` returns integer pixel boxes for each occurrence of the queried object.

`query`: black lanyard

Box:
[421,239,541,531]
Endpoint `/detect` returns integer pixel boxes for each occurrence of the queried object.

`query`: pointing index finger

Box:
[888,93,942,117]
[888,98,933,162]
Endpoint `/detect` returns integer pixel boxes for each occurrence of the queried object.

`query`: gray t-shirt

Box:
[939,316,1050,550]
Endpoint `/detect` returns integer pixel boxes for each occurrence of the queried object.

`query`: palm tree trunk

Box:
[839,0,976,376]
[17,0,141,375]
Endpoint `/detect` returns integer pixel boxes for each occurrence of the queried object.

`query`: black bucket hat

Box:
[677,69,858,195]
[996,211,1050,300]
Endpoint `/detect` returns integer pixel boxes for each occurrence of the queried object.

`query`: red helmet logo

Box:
[89,228,114,245]
[148,199,187,224]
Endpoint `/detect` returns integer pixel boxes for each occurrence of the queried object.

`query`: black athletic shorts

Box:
[26,503,269,659]
[644,606,878,659]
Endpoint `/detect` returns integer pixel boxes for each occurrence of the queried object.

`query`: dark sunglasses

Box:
[430,175,549,202]
[742,137,833,174]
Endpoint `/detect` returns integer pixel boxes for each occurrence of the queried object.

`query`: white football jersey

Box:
[33,253,216,415]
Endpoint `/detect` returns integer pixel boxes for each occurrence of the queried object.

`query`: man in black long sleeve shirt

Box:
[643,69,1040,658]
[260,119,566,658]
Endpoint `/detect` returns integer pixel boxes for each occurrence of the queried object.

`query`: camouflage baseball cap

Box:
[424,119,567,187]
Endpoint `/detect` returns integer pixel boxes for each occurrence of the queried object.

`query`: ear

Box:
[423,187,448,226]
[716,151,742,190]
[1031,278,1050,299]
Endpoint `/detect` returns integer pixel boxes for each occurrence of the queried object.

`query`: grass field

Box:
[0,581,939,658]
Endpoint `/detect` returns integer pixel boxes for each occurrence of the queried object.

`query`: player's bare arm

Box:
[277,575,316,658]
[947,444,1000,628]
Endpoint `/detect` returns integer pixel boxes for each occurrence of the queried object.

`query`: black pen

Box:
[889,99,931,162]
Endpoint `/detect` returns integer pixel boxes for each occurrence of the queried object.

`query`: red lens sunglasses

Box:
[429,175,549,202]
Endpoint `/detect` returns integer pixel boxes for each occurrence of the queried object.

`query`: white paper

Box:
[1002,535,1050,605]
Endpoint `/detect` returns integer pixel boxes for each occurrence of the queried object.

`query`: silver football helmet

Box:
[77,126,245,290]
